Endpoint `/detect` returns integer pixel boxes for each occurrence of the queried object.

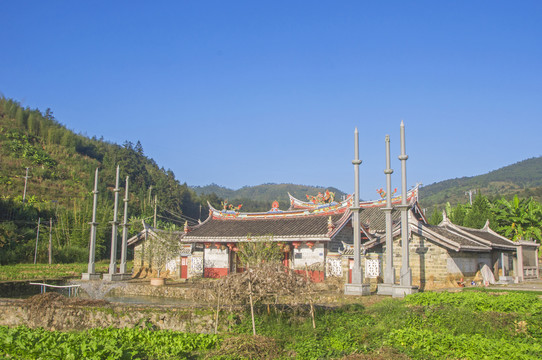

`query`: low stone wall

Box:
[0,297,217,333]
[112,283,201,298]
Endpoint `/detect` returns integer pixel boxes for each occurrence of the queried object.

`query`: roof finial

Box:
[328,216,335,232]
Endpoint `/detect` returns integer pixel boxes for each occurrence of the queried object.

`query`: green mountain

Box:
[419,156,542,211]
[192,183,347,211]
[0,96,219,264]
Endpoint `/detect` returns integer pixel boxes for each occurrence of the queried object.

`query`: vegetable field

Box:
[1,290,541,359]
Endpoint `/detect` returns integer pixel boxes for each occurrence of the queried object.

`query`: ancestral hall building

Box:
[129,187,539,289]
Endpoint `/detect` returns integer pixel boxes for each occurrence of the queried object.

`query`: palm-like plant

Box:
[492,195,542,241]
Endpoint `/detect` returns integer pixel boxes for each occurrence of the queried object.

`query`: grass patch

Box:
[0,261,113,281]
[462,286,542,296]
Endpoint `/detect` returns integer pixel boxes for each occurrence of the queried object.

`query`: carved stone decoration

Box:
[166,259,177,273]
[191,256,203,272]
[365,258,380,278]
[326,258,343,277]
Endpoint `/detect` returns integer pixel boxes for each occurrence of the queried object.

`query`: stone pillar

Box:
[82,168,101,280]
[104,166,123,281]
[378,135,395,295]
[393,120,418,297]
[119,176,131,279]
[345,128,370,295]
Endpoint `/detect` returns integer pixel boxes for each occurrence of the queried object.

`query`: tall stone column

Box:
[119,176,131,279]
[378,135,395,295]
[393,120,418,297]
[345,128,370,295]
[104,166,122,281]
[82,168,101,280]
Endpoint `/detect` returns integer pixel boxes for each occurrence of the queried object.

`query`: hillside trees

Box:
[0,96,222,264]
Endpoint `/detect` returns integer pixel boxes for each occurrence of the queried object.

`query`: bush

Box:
[55,245,89,263]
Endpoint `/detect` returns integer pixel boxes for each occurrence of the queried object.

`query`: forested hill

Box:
[420,156,542,210]
[0,96,220,264]
[192,183,347,211]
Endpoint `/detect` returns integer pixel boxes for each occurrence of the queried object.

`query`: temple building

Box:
[128,187,539,289]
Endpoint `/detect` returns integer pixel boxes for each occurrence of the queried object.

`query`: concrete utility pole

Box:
[22,168,31,203]
[48,218,53,264]
[394,120,418,297]
[345,128,370,295]
[34,218,41,264]
[104,166,121,281]
[378,135,395,295]
[82,168,101,280]
[153,195,158,228]
[465,189,476,205]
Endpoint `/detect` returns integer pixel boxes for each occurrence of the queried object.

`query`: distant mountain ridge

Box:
[420,156,542,210]
[192,183,347,210]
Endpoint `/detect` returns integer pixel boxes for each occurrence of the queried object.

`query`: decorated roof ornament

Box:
[376,187,397,199]
[306,190,335,205]
[289,184,420,210]
[184,221,190,233]
[327,216,335,232]
[221,200,243,212]
[268,200,282,212]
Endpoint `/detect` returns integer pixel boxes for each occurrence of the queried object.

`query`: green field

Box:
[0,262,112,281]
[1,290,541,359]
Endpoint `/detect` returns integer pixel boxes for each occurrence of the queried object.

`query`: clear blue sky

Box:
[2,1,541,201]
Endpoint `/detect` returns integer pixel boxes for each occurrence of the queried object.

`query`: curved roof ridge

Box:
[453,221,517,248]
[327,209,353,237]
[208,199,349,220]
[289,185,420,210]
[289,193,353,210]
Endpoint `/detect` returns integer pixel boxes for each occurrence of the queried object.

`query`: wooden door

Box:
[180,256,188,279]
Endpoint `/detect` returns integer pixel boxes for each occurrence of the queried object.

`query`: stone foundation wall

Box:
[0,298,217,333]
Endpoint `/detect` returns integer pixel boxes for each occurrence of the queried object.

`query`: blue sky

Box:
[1,1,541,201]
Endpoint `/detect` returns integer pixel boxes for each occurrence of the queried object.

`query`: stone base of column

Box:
[377,283,394,295]
[102,273,124,281]
[81,273,101,280]
[118,273,132,281]
[392,285,419,298]
[344,283,371,296]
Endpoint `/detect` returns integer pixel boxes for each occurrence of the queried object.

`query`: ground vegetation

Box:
[1,289,541,359]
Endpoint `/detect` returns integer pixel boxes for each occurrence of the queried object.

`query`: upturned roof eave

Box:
[180,235,331,243]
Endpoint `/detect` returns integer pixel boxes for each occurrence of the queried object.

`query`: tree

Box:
[144,225,181,278]
[237,237,283,267]
[463,192,493,228]
[428,207,443,225]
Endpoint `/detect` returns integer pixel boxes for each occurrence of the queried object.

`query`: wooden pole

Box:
[214,288,221,334]
[305,263,316,329]
[248,266,256,335]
